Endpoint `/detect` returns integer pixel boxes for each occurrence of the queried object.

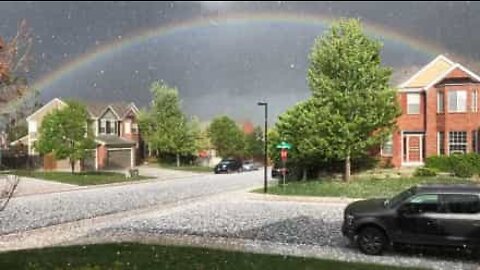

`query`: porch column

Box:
[131,146,135,168]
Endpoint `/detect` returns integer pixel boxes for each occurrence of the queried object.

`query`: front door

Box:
[403,134,424,165]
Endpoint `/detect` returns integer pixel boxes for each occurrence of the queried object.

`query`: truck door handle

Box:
[426,220,437,226]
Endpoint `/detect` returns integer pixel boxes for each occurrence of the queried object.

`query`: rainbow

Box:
[3,11,459,112]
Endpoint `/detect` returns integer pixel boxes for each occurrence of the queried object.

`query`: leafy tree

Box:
[244,126,264,159]
[272,100,325,180]
[305,18,400,181]
[207,116,245,158]
[139,81,197,167]
[35,101,95,174]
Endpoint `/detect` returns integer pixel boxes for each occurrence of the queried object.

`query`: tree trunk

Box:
[344,154,351,182]
[70,159,75,175]
[176,153,180,167]
[302,167,307,181]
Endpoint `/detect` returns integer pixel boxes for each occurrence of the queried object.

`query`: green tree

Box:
[244,126,264,159]
[305,18,400,181]
[272,100,324,180]
[138,81,197,167]
[207,116,245,158]
[35,101,95,174]
[189,117,211,153]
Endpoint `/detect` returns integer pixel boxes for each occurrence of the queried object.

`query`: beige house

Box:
[24,98,143,171]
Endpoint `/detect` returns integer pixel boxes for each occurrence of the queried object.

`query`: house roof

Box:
[95,135,135,146]
[10,135,28,146]
[83,101,138,119]
[398,55,480,90]
[26,98,66,121]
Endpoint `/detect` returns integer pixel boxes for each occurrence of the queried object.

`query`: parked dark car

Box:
[342,184,480,255]
[214,159,243,174]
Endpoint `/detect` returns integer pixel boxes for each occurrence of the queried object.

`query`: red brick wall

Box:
[97,145,108,170]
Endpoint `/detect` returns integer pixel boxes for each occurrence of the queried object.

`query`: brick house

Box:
[380,55,480,168]
[25,98,143,171]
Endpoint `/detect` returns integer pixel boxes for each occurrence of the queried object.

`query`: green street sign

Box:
[276,141,292,149]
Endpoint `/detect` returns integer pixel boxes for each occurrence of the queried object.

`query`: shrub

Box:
[452,158,475,178]
[425,155,451,172]
[425,153,480,177]
[414,167,438,177]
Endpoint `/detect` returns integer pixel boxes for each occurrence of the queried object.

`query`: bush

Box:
[414,167,438,177]
[425,155,451,172]
[425,153,480,178]
[452,158,475,178]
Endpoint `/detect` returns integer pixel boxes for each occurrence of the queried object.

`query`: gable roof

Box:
[399,55,455,88]
[399,55,480,91]
[84,101,138,119]
[26,98,66,121]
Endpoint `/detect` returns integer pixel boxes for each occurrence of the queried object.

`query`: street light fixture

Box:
[257,101,268,193]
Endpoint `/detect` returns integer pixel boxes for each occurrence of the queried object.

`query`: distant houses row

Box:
[4,54,480,171]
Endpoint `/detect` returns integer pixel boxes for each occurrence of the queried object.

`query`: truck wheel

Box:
[357,227,387,255]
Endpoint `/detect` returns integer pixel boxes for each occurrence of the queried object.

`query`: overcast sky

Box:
[1,1,478,124]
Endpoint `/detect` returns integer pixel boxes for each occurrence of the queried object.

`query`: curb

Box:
[246,192,361,204]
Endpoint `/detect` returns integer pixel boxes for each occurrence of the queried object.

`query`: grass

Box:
[0,243,423,270]
[157,163,212,173]
[11,170,151,186]
[258,176,476,199]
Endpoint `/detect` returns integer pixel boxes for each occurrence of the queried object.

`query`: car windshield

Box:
[220,160,234,164]
[385,187,417,208]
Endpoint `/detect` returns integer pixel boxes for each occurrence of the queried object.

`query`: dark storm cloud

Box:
[0,1,478,123]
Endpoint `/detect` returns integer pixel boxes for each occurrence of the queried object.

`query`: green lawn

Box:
[0,243,422,270]
[259,176,476,199]
[157,163,213,173]
[11,171,151,186]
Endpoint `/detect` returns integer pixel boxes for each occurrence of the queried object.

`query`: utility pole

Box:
[257,102,268,193]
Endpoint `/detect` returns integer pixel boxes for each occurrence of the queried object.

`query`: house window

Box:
[132,123,138,134]
[437,132,445,155]
[448,90,467,112]
[106,121,112,134]
[473,90,478,112]
[449,131,467,154]
[437,91,444,113]
[381,135,393,157]
[407,93,420,114]
[100,120,106,134]
[100,120,117,135]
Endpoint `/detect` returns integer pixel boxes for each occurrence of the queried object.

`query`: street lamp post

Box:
[257,102,268,193]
